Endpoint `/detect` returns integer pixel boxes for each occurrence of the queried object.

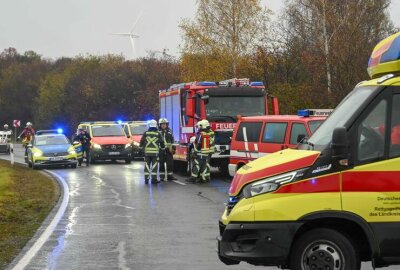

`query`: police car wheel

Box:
[289,228,360,270]
[28,161,32,168]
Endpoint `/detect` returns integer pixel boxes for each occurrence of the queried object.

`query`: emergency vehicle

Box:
[218,32,400,269]
[159,78,279,174]
[122,121,147,158]
[77,121,132,164]
[228,111,328,177]
[0,131,12,154]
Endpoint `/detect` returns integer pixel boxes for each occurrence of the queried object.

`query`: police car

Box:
[26,131,79,169]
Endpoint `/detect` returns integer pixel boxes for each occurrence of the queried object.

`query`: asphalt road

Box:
[0,145,395,270]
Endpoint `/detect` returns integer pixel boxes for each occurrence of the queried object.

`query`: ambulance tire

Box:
[289,228,360,270]
[125,159,131,164]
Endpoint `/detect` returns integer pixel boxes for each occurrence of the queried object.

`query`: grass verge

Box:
[0,159,60,268]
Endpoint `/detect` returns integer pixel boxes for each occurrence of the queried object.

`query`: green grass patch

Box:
[0,160,60,268]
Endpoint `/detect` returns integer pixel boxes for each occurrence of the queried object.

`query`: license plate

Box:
[109,152,120,155]
[50,157,64,161]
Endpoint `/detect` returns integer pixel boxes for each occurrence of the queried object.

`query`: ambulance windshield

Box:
[206,96,265,121]
[301,86,377,150]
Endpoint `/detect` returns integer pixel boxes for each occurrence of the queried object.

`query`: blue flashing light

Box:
[297,109,310,117]
[198,81,217,87]
[117,120,123,125]
[250,82,264,87]
[57,128,63,134]
[228,196,238,204]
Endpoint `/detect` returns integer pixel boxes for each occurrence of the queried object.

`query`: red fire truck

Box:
[159,78,279,174]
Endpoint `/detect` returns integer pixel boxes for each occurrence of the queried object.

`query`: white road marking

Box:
[12,170,69,270]
[116,241,130,270]
[173,180,187,186]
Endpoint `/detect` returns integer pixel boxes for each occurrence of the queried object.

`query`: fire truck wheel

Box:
[289,228,360,270]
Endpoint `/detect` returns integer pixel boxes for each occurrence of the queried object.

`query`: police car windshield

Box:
[302,86,377,150]
[35,135,68,146]
[206,96,265,121]
[92,125,125,137]
[130,125,147,135]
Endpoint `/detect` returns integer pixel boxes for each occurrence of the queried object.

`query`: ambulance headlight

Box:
[243,168,308,198]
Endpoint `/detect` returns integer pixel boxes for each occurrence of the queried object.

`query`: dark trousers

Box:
[191,153,211,181]
[159,151,173,180]
[83,147,90,165]
[144,155,158,181]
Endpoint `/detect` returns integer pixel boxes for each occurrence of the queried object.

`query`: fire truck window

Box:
[290,123,307,145]
[390,94,400,158]
[235,122,263,142]
[262,123,287,144]
[358,99,387,162]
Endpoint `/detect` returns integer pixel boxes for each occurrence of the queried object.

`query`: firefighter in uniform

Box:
[140,120,165,184]
[158,118,176,181]
[187,119,215,183]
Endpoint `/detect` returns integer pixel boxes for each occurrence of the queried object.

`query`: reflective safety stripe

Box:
[145,135,160,154]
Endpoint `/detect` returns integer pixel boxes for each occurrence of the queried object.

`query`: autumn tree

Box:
[179,0,270,80]
[282,0,394,106]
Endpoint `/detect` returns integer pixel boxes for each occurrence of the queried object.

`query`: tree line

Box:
[0,0,397,134]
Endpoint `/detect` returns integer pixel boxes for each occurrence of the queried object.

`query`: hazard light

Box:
[368,32,400,79]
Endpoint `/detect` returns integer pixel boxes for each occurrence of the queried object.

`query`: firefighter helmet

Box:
[4,124,8,129]
[158,118,169,125]
[202,120,210,128]
[26,122,32,127]
[149,120,158,128]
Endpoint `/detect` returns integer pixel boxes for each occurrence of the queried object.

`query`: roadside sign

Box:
[13,120,20,128]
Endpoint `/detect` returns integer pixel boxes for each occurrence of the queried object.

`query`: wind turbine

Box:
[112,12,142,59]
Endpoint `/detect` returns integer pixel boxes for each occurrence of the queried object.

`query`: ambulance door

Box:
[287,122,308,148]
[342,87,400,260]
[260,121,288,156]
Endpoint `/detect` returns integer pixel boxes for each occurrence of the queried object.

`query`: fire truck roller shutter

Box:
[172,93,180,142]
[160,95,167,119]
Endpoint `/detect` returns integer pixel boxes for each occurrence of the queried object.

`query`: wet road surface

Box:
[1,145,394,269]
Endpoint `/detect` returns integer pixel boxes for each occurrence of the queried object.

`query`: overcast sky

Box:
[0,0,399,60]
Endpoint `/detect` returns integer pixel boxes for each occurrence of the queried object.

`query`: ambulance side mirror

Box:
[331,127,348,165]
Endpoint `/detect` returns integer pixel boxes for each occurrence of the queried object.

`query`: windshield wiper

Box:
[209,115,236,122]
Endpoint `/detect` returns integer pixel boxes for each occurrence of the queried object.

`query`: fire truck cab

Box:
[228,110,328,177]
[159,78,279,174]
[218,32,400,269]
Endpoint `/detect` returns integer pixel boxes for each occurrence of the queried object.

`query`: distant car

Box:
[0,131,12,154]
[26,133,79,169]
[78,122,132,164]
[122,121,147,158]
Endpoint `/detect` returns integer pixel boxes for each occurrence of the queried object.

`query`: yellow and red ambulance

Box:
[218,32,400,269]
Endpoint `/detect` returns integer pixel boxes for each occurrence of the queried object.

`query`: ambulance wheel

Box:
[289,228,360,270]
[125,159,131,164]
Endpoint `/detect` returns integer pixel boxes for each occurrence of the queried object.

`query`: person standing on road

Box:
[186,120,215,183]
[2,124,12,142]
[140,120,165,184]
[74,128,91,166]
[158,118,176,181]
